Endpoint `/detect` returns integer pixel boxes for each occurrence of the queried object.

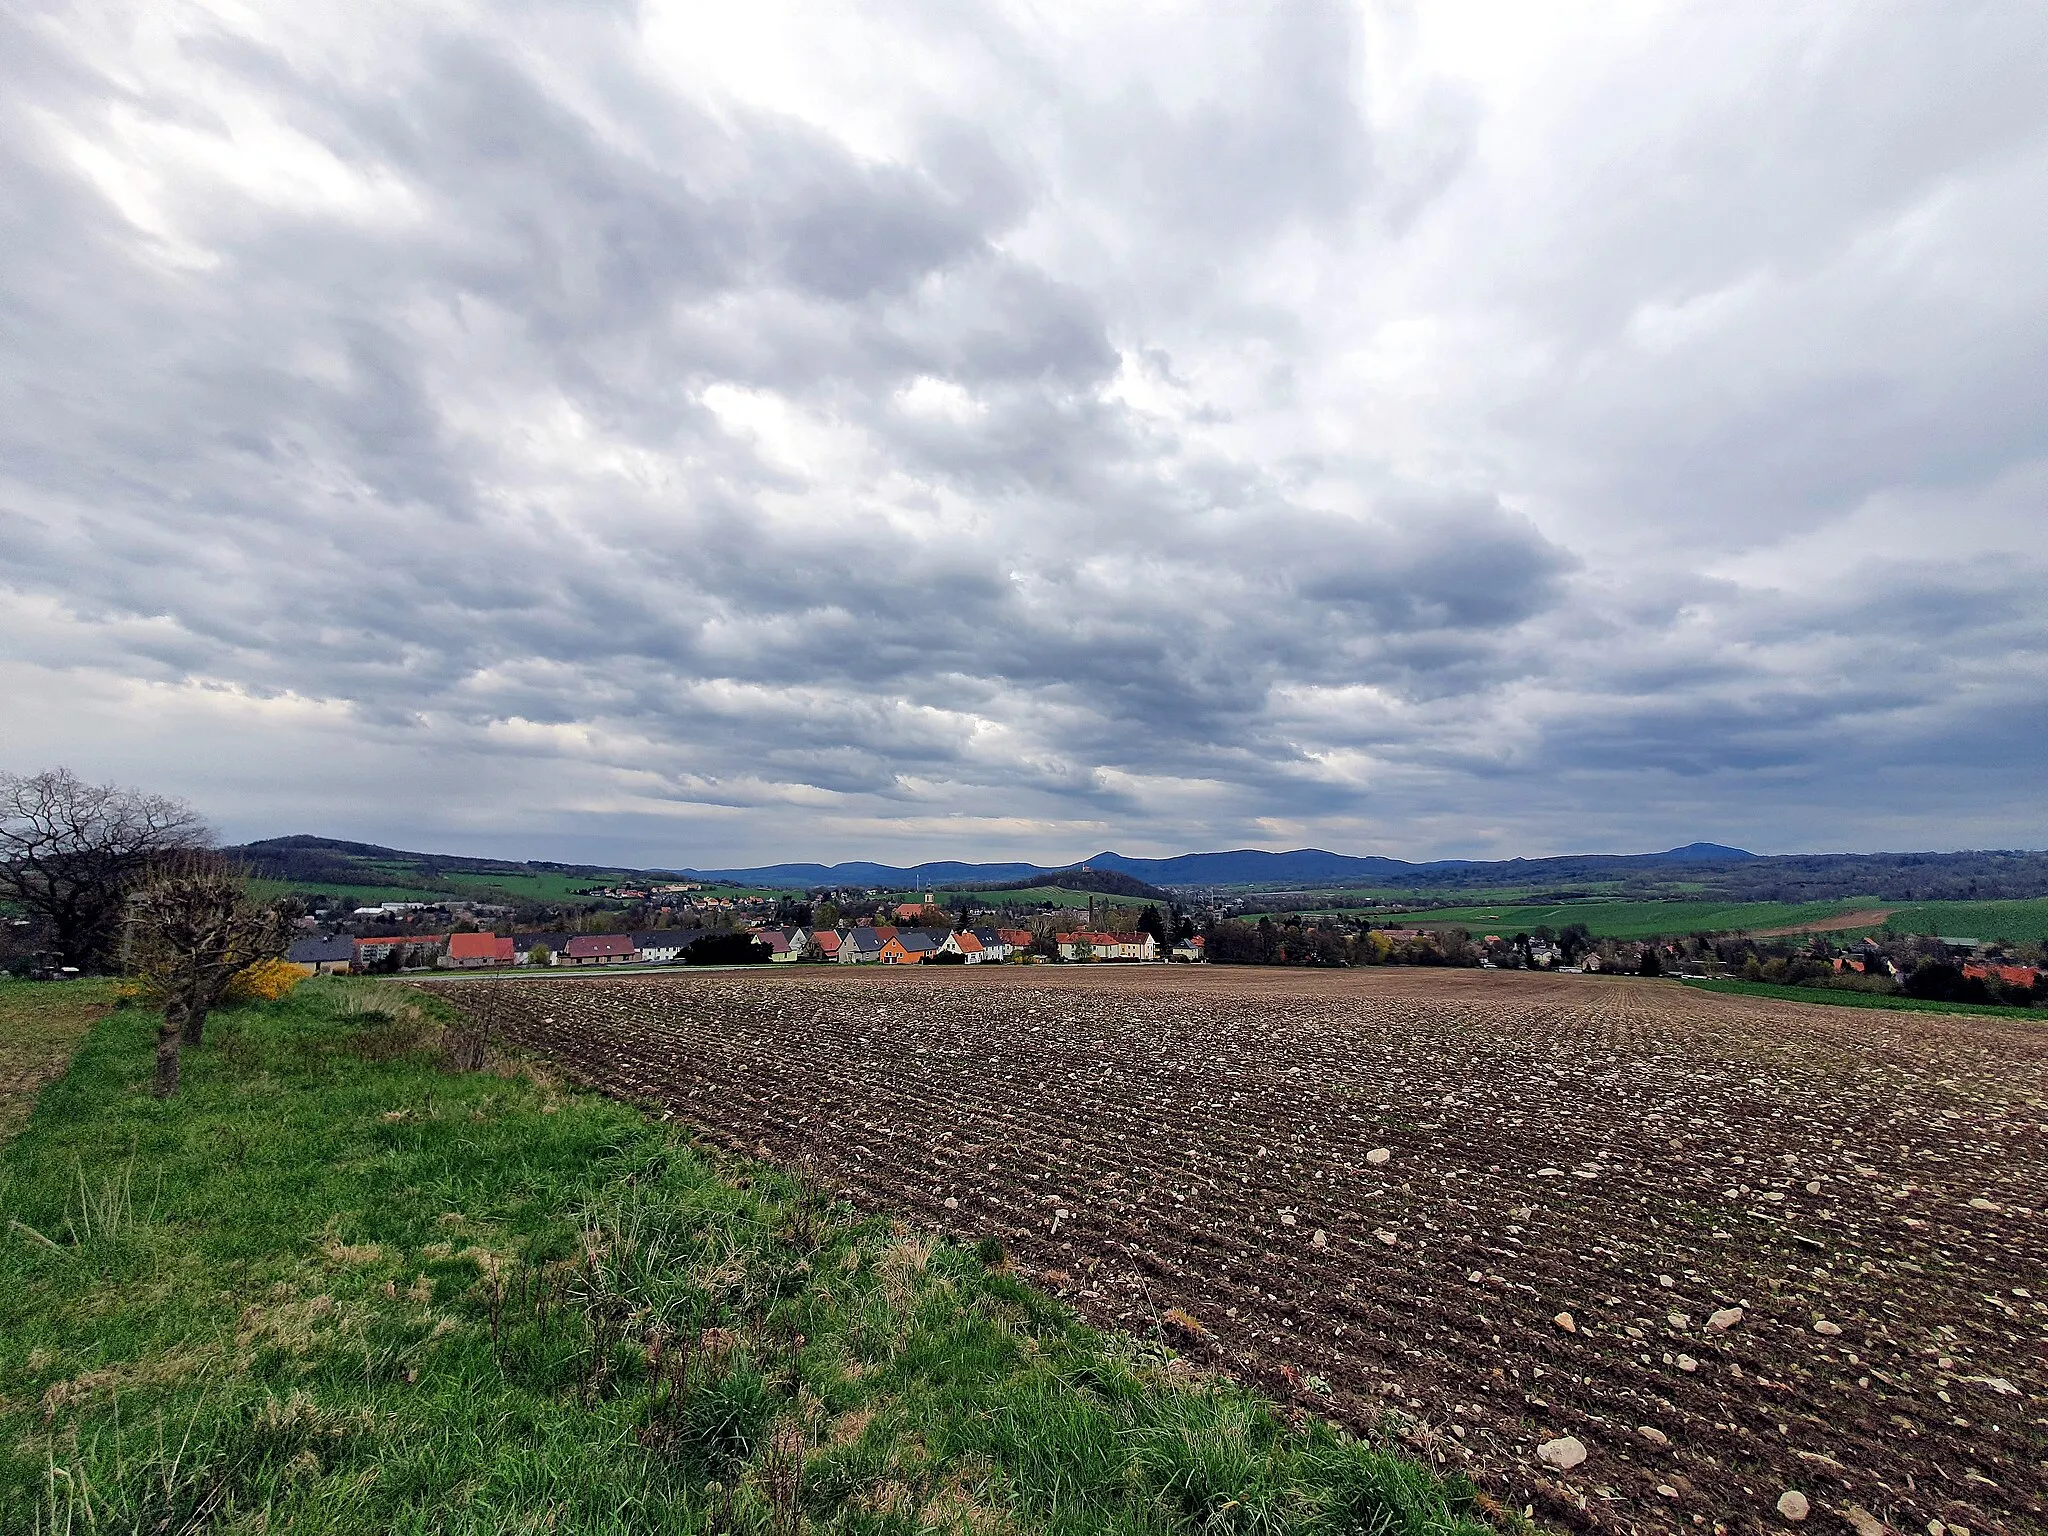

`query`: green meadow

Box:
[0,980,1488,1536]
[1870,898,2048,943]
[1380,898,1875,939]
[1374,895,2048,943]
[1681,978,2048,1019]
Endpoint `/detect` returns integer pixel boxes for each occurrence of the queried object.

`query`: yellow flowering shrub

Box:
[226,958,313,1003]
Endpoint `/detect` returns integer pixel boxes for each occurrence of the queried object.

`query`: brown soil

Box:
[1745,910,1896,938]
[422,966,2048,1535]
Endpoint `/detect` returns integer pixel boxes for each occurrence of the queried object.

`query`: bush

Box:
[225,959,313,1003]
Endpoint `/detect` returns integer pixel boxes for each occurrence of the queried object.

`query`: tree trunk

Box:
[181,1002,206,1048]
[153,1001,185,1099]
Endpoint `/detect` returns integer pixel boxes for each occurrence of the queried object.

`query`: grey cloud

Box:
[1,2,2045,863]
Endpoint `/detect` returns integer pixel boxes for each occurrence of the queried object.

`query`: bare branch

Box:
[0,767,210,970]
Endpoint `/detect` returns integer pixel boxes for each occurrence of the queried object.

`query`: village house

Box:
[1056,930,1157,961]
[353,934,446,970]
[942,930,985,962]
[562,934,636,966]
[758,928,808,962]
[630,932,690,964]
[806,929,842,961]
[286,934,356,974]
[1171,934,1205,963]
[881,930,939,964]
[441,932,516,968]
[511,933,575,964]
[972,928,1015,961]
[840,929,884,963]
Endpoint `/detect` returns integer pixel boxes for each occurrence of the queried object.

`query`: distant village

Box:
[280,882,2044,1007]
[287,890,1202,974]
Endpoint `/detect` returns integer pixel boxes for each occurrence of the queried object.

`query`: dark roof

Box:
[847,929,883,951]
[895,931,939,952]
[632,931,697,949]
[287,935,355,965]
[972,929,1003,945]
[511,933,580,953]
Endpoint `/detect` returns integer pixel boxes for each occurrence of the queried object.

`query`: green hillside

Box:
[1386,897,1877,939]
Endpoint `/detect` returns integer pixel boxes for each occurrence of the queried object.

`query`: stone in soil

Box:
[1536,1435,1587,1470]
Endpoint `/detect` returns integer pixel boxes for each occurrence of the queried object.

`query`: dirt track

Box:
[1744,910,1896,937]
[423,967,2048,1535]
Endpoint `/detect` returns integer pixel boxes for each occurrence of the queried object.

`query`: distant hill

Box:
[224,835,646,896]
[958,867,1175,904]
[680,843,1761,891]
[232,834,2048,908]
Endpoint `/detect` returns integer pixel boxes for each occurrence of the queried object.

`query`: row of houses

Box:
[288,924,1183,974]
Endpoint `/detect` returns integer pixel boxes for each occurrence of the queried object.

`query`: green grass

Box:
[1869,898,2048,944]
[1378,898,1880,940]
[0,981,1490,1536]
[937,888,1146,911]
[0,980,116,1145]
[1680,978,2048,1020]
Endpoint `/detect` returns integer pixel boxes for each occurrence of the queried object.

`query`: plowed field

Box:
[420,967,2048,1535]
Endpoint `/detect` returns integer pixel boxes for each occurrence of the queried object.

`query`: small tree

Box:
[1138,905,1167,946]
[128,855,292,1098]
[526,943,553,968]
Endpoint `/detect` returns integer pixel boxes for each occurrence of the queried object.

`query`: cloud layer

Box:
[4,0,2045,865]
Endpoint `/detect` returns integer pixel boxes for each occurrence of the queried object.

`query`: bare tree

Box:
[0,768,209,971]
[128,854,291,1098]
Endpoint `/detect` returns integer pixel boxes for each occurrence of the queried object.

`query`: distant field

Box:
[1387,897,1878,939]
[246,878,462,905]
[248,861,778,907]
[1683,978,2047,1018]
[1873,898,2048,942]
[909,887,1147,910]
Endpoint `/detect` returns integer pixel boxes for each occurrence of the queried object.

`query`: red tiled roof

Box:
[447,931,502,960]
[1964,962,2038,988]
[952,932,983,952]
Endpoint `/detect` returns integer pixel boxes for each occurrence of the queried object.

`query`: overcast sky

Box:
[4,1,2046,868]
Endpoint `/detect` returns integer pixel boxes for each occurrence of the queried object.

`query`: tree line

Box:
[2,767,295,1096]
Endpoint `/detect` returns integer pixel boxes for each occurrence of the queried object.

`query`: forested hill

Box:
[684,845,2048,900]
[227,834,2048,903]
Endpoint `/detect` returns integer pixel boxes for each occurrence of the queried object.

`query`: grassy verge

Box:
[0,979,119,1145]
[0,979,1491,1536]
[1681,977,2048,1020]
